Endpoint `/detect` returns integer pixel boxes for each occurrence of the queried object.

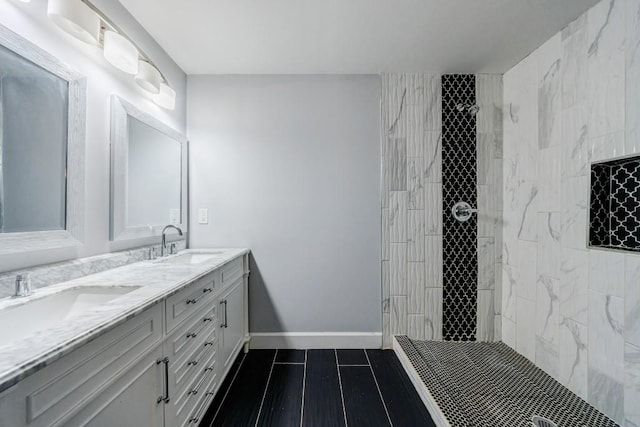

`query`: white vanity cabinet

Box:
[218,279,244,375]
[0,303,164,427]
[217,256,246,378]
[0,253,249,427]
[163,270,220,427]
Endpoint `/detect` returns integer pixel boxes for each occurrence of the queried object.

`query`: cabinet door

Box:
[220,278,244,373]
[67,345,164,427]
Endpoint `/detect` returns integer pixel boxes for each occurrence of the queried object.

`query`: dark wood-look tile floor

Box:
[200,349,435,427]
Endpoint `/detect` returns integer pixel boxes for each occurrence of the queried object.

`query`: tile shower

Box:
[382,1,640,422]
[380,73,502,347]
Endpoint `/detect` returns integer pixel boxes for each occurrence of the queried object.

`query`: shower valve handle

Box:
[452,201,477,222]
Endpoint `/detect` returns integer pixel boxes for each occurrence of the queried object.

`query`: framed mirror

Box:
[0,23,85,257]
[110,96,187,242]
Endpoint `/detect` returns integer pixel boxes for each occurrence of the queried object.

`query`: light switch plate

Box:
[169,209,180,225]
[198,208,208,224]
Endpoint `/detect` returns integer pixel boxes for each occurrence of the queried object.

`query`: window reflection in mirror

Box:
[0,43,69,233]
[126,117,181,227]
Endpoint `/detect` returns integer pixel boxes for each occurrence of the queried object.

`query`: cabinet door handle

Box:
[220,299,228,328]
[156,357,170,404]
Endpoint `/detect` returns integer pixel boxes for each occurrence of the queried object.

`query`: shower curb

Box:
[392,336,450,427]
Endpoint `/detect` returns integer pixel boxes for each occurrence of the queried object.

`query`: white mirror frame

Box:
[110,95,188,242]
[0,23,86,258]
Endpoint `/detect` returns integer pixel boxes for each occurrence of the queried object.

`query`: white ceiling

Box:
[119,0,599,75]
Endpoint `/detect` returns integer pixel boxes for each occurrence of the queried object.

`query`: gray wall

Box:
[187,75,381,333]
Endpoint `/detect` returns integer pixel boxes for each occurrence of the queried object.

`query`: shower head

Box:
[455,103,480,117]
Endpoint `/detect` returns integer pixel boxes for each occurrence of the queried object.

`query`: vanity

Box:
[0,248,250,426]
[0,12,249,427]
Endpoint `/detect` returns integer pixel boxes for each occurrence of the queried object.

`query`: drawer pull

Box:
[188,391,215,424]
[186,316,212,339]
[188,343,215,367]
[156,357,170,404]
[189,366,214,395]
[186,287,212,305]
[203,317,213,322]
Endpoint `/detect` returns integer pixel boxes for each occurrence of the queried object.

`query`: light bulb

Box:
[48,0,101,45]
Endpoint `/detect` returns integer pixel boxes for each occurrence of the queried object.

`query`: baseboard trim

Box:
[250,332,382,349]
[392,336,450,427]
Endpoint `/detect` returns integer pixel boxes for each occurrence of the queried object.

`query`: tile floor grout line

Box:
[365,349,394,427]
[335,349,349,427]
[299,349,307,427]
[337,364,370,367]
[254,349,278,427]
[273,362,306,365]
[209,351,248,426]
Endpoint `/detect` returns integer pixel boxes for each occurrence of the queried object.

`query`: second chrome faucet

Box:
[161,225,183,257]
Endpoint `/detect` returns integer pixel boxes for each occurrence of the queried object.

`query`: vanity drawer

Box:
[176,344,218,427]
[166,306,216,366]
[220,257,242,286]
[166,314,218,398]
[166,271,218,333]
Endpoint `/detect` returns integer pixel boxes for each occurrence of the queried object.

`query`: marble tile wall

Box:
[381,73,443,348]
[381,73,502,347]
[502,0,640,423]
[0,240,186,298]
[477,75,504,342]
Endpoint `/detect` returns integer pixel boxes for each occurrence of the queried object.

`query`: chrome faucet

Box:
[14,273,32,297]
[161,225,183,256]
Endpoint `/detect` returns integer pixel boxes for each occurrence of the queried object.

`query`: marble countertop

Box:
[0,248,249,393]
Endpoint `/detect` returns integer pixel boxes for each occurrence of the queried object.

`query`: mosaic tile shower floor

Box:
[396,336,619,427]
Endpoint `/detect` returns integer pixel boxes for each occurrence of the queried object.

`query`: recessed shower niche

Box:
[589,155,640,252]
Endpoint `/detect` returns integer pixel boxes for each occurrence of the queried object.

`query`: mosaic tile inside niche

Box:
[441,74,478,341]
[589,156,640,252]
[589,165,610,247]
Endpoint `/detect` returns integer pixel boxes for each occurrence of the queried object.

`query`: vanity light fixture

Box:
[47,0,101,45]
[103,30,138,75]
[135,60,162,94]
[32,0,178,110]
[154,83,176,110]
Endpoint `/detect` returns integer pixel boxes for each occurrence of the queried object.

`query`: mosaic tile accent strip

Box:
[589,156,640,252]
[441,74,477,341]
[395,336,619,427]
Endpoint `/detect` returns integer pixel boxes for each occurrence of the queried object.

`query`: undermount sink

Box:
[158,252,222,265]
[0,286,139,344]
